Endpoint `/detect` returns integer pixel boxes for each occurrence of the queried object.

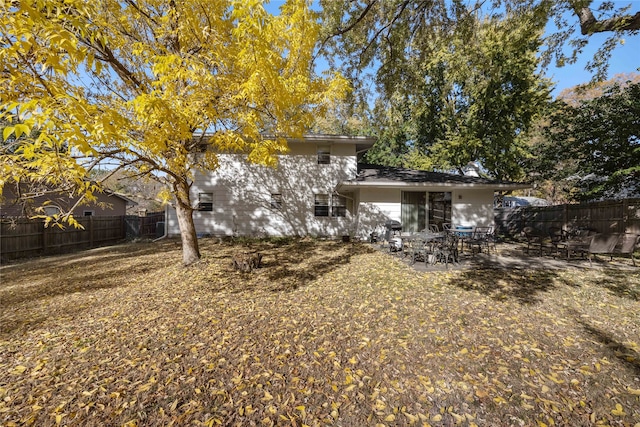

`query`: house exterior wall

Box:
[451,189,495,227]
[354,188,402,238]
[354,188,496,239]
[166,141,359,238]
[164,137,503,240]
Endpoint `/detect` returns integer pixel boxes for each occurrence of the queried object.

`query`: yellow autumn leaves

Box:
[1,239,639,425]
[0,0,348,234]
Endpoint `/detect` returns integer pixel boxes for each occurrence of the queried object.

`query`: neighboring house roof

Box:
[0,184,137,217]
[337,164,530,191]
[105,190,138,206]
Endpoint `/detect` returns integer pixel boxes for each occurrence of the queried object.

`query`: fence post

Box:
[42,220,48,254]
[563,204,568,231]
[89,215,94,247]
[622,199,628,233]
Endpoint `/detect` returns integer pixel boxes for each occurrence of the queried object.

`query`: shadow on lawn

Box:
[593,270,640,301]
[447,268,569,305]
[264,242,375,291]
[571,312,640,376]
[0,243,170,301]
[202,239,376,293]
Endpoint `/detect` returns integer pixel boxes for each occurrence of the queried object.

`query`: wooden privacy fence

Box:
[495,198,640,238]
[1,216,126,261]
[124,212,165,239]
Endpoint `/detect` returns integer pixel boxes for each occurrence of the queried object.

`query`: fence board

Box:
[0,216,126,261]
[124,212,165,239]
[495,198,640,237]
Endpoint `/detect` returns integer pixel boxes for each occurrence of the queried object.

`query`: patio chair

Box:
[561,228,598,260]
[408,236,427,264]
[586,233,621,266]
[484,227,498,253]
[428,224,439,233]
[465,226,492,255]
[435,232,459,267]
[522,226,546,256]
[548,226,566,258]
[611,233,639,266]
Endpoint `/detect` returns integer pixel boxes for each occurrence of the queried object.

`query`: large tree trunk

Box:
[173,180,201,266]
[176,202,201,265]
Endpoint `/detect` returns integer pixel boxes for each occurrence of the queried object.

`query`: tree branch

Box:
[570,1,640,35]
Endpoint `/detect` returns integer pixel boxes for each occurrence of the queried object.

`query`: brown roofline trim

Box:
[337,181,531,191]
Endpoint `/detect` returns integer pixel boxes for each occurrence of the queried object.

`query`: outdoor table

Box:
[401,232,444,263]
[452,226,474,253]
[556,236,593,260]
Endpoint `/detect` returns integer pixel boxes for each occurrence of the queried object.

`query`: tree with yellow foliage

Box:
[0,0,347,265]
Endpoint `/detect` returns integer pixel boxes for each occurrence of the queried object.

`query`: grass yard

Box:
[1,239,639,426]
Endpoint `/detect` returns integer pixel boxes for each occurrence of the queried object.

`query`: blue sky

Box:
[545,30,640,96]
[266,0,639,98]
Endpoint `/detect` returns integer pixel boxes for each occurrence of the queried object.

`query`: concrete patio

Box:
[377,241,639,272]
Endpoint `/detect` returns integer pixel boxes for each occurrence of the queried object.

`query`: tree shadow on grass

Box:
[204,240,377,293]
[592,270,640,301]
[446,268,571,305]
[0,241,178,335]
[572,313,640,376]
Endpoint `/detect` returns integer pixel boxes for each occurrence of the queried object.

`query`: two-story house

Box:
[165,134,529,239]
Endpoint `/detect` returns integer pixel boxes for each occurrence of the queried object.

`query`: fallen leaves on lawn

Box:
[0,239,639,426]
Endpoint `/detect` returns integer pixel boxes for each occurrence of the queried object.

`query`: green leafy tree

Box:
[360,10,551,180]
[319,0,638,179]
[533,82,640,201]
[319,0,640,85]
[0,0,347,265]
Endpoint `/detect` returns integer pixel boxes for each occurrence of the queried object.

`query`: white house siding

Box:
[352,188,496,239]
[166,141,358,238]
[353,188,402,239]
[451,188,495,227]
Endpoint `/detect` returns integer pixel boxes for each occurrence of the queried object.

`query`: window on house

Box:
[270,193,283,210]
[332,195,347,217]
[317,145,331,164]
[83,210,94,217]
[197,192,213,211]
[314,194,330,217]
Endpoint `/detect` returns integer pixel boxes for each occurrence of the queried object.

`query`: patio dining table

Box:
[452,226,474,253]
[399,232,446,264]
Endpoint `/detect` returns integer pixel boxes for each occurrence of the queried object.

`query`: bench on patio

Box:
[584,233,639,266]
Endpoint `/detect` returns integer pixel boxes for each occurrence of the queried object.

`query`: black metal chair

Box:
[465,226,492,255]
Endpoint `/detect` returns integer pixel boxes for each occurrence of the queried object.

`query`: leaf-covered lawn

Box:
[1,239,639,426]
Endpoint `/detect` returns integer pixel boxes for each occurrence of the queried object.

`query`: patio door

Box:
[401,192,426,232]
[428,191,452,230]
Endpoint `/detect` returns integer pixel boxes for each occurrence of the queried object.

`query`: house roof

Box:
[104,190,138,206]
[194,133,378,154]
[337,164,531,191]
[285,134,377,154]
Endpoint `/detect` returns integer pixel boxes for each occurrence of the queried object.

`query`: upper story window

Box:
[317,145,331,164]
[197,192,213,211]
[270,193,283,210]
